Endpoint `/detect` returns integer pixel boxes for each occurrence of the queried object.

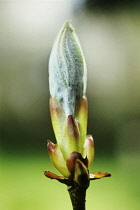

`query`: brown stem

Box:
[68,184,87,210]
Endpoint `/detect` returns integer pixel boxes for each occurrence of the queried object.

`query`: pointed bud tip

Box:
[47,140,57,153]
[74,159,89,188]
[44,171,63,179]
[83,135,94,168]
[84,135,94,147]
[89,172,111,180]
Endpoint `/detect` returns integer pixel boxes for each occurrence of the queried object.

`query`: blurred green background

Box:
[0,0,140,209]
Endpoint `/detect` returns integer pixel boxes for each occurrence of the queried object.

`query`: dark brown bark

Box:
[68,184,87,210]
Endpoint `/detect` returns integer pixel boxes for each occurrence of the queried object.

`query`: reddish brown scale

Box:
[66,151,88,176]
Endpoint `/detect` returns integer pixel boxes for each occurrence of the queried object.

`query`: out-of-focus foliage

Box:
[1,1,140,157]
[85,0,140,10]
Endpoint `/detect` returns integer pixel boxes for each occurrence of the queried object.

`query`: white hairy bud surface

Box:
[49,21,87,116]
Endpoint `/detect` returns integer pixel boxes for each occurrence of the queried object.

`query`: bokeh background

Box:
[0,0,140,209]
